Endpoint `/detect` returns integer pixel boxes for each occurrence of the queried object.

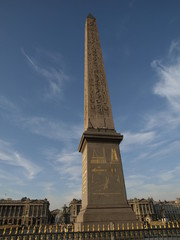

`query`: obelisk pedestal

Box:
[75,14,138,231]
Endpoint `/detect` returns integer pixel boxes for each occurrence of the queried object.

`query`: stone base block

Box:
[75,205,139,231]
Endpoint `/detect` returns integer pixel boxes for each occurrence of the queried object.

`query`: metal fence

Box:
[0,224,180,240]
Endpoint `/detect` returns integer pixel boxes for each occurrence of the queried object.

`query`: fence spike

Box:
[131,223,134,230]
[136,223,139,230]
[98,224,100,231]
[103,224,105,231]
[21,226,24,234]
[9,227,12,235]
[3,227,6,235]
[122,223,124,230]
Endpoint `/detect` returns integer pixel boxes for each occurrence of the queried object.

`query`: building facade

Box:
[69,199,82,223]
[154,199,180,222]
[128,198,156,222]
[0,197,50,226]
[128,198,180,223]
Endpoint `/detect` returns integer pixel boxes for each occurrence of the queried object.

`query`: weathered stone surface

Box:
[75,15,138,231]
[84,15,115,131]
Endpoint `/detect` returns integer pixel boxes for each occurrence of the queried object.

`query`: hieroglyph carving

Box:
[90,146,121,195]
[84,17,115,130]
[87,25,110,118]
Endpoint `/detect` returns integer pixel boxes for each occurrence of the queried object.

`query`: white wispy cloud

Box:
[121,130,155,152]
[121,40,180,203]
[126,172,180,201]
[0,139,42,179]
[127,139,180,164]
[21,48,68,98]
[145,111,180,130]
[35,49,64,64]
[45,148,82,187]
[22,116,83,141]
[168,39,180,59]
[39,182,56,193]
[142,39,180,132]
[149,140,180,160]
[152,39,180,113]
[126,174,149,189]
[0,96,83,142]
[123,131,155,145]
[158,164,180,182]
[130,182,178,201]
[0,96,19,113]
[0,169,25,185]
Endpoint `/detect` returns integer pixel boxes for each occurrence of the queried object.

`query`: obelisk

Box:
[76,14,137,231]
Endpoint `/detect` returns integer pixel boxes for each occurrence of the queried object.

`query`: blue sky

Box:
[0,0,180,210]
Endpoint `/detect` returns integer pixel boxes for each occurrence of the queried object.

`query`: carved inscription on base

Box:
[88,143,126,205]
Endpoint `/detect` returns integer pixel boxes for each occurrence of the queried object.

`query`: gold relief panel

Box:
[111,148,118,162]
[90,144,121,164]
[90,165,122,194]
[90,147,106,164]
[89,144,122,197]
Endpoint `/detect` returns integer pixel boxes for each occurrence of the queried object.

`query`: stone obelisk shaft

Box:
[76,14,137,231]
[84,15,115,131]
